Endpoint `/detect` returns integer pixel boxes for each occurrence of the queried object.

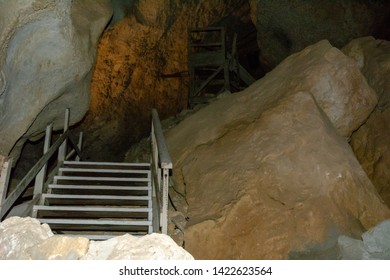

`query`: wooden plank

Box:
[59,168,150,174]
[42,194,150,200]
[48,185,150,196]
[47,224,149,232]
[54,175,150,182]
[190,27,223,32]
[62,234,120,240]
[58,109,70,162]
[42,194,150,206]
[34,205,151,213]
[238,62,256,85]
[49,185,150,191]
[34,205,150,219]
[67,132,83,161]
[193,65,224,97]
[189,51,225,66]
[0,131,69,220]
[64,161,150,167]
[39,218,152,226]
[39,218,151,231]
[0,158,13,204]
[190,42,222,47]
[76,132,83,161]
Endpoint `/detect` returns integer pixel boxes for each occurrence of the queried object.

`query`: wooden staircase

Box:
[188,27,256,107]
[1,109,172,240]
[32,161,153,240]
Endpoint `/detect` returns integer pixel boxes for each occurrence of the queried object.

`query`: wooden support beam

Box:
[58,108,70,163]
[34,124,53,196]
[0,131,69,220]
[76,132,83,161]
[0,158,13,208]
[193,65,224,97]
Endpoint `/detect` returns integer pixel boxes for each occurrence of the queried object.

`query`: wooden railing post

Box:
[58,108,70,163]
[0,158,13,215]
[150,109,172,235]
[161,168,169,234]
[76,132,83,161]
[34,124,53,196]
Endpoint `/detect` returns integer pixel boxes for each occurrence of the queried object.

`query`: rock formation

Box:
[338,219,390,260]
[0,0,112,161]
[77,0,253,161]
[0,216,193,260]
[165,40,390,259]
[343,37,390,207]
[249,0,390,69]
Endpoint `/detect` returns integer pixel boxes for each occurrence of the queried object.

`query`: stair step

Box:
[59,167,150,178]
[62,234,123,240]
[39,218,151,232]
[54,175,150,186]
[33,205,151,219]
[48,185,150,196]
[42,194,150,206]
[63,161,150,170]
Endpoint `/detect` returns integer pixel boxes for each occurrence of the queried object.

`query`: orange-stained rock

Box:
[79,0,252,161]
[165,40,389,259]
[343,37,390,207]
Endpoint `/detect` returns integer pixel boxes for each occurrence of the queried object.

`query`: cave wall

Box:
[343,37,390,207]
[0,0,112,163]
[78,0,253,161]
[249,0,390,69]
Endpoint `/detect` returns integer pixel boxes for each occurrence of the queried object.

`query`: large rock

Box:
[0,217,53,259]
[83,233,193,260]
[166,40,389,259]
[0,217,193,260]
[0,0,112,160]
[24,236,89,260]
[338,219,390,259]
[77,0,252,161]
[249,0,390,69]
[343,37,390,207]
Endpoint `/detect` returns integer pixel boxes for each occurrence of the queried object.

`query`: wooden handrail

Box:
[151,109,172,235]
[151,109,172,169]
[0,128,82,221]
[0,131,69,220]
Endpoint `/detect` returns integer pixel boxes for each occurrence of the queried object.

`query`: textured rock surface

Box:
[0,0,112,160]
[25,236,89,260]
[0,217,53,260]
[343,37,390,207]
[249,0,390,69]
[338,219,390,260]
[362,220,390,258]
[0,217,193,260]
[83,233,193,260]
[77,0,252,161]
[165,40,389,259]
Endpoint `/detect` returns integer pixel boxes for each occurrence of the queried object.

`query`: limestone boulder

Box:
[0,216,53,260]
[249,0,390,69]
[24,236,90,260]
[83,233,193,260]
[166,40,389,259]
[0,216,193,260]
[0,0,112,160]
[338,219,390,259]
[343,37,390,207]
